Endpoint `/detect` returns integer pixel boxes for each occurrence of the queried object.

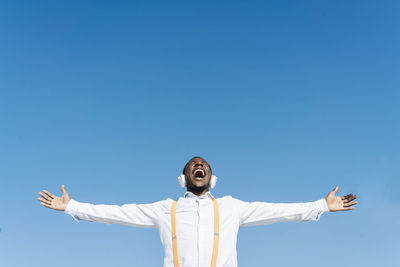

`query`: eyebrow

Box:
[191,160,207,164]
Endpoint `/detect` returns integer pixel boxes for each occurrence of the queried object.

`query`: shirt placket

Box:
[196,198,200,267]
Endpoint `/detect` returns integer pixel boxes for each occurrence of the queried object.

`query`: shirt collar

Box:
[184,191,214,200]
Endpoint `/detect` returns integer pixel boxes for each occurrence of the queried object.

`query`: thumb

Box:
[61,184,67,194]
[332,185,339,194]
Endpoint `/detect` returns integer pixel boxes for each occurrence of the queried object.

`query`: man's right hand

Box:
[37,185,71,211]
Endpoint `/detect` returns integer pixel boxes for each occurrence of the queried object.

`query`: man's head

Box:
[183,156,213,194]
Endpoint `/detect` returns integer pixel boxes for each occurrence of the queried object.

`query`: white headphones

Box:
[177,174,218,189]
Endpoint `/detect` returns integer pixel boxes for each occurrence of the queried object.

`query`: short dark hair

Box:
[182,156,212,174]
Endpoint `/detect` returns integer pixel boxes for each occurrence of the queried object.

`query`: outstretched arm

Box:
[237,185,357,227]
[37,185,165,228]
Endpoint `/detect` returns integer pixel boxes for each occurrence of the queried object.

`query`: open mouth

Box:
[193,168,205,178]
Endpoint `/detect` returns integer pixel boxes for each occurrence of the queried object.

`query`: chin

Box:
[193,182,207,187]
[189,184,209,193]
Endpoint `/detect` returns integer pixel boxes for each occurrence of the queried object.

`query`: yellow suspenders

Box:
[171,201,179,267]
[170,198,220,267]
[210,198,219,267]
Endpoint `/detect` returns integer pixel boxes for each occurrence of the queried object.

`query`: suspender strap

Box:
[170,198,220,267]
[210,198,219,267]
[171,201,180,267]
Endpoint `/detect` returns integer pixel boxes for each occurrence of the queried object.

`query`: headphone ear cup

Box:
[178,174,186,187]
[210,175,218,189]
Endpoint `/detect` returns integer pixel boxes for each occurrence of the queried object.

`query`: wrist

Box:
[323,197,330,212]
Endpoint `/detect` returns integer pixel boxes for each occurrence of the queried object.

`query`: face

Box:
[184,157,212,191]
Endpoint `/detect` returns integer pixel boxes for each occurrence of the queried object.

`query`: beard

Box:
[187,183,210,194]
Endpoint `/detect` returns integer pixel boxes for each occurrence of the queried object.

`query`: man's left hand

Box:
[325,186,358,212]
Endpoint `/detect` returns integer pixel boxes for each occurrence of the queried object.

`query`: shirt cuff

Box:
[64,199,79,213]
[64,199,81,222]
[315,198,330,213]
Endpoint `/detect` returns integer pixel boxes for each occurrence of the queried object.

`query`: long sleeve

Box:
[236,198,329,227]
[64,198,169,228]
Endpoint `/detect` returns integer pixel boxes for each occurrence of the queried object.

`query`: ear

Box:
[178,174,186,187]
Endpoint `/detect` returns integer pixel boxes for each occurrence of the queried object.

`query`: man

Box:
[37,156,358,267]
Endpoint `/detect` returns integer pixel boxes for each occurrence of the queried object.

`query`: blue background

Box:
[1,1,399,266]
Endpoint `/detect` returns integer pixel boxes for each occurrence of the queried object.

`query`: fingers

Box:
[37,196,52,205]
[341,196,358,210]
[342,194,357,203]
[43,190,55,199]
[40,202,53,209]
[344,201,358,207]
[38,192,53,202]
[341,194,352,200]
[342,206,355,211]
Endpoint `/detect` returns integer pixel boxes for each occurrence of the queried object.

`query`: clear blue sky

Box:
[0,1,399,266]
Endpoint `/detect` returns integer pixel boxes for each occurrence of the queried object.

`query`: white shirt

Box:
[64,192,329,267]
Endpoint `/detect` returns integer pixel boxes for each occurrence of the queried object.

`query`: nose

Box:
[194,163,203,168]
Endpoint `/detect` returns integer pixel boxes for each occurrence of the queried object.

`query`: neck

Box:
[187,187,209,196]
